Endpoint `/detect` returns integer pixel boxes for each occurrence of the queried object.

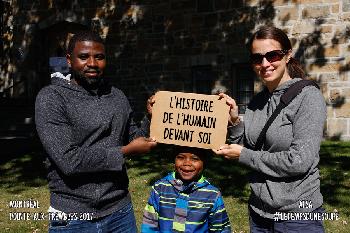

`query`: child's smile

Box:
[175,152,204,182]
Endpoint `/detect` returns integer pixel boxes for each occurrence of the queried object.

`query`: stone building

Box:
[1,0,350,140]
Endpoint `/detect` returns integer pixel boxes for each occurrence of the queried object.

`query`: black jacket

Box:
[35,74,149,218]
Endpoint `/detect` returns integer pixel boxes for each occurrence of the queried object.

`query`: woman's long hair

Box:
[247,26,305,79]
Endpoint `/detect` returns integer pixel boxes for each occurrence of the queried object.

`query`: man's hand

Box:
[218,93,239,126]
[212,144,243,160]
[146,95,155,117]
[122,137,157,156]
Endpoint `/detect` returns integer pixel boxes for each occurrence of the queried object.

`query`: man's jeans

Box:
[49,202,137,233]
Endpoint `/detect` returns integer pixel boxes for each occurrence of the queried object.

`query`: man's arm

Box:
[120,94,156,156]
[35,88,127,176]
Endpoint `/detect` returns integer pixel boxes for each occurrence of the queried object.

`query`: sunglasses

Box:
[250,50,289,65]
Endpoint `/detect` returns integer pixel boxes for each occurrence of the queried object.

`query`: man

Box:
[35,30,156,232]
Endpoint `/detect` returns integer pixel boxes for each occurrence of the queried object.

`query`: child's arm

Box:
[141,186,160,233]
[208,192,232,233]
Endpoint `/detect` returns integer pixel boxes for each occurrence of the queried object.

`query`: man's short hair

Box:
[67,30,104,55]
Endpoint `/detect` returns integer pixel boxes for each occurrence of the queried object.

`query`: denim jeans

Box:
[49,202,137,233]
[249,207,325,233]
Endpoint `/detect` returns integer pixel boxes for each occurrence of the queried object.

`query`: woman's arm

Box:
[215,87,326,178]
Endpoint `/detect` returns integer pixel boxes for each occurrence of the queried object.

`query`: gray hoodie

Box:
[228,78,326,219]
[35,73,150,218]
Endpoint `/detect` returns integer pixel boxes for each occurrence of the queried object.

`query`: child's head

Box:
[173,146,209,183]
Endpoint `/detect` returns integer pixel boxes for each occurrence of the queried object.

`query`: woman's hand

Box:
[212,144,243,160]
[218,93,239,125]
[146,95,156,116]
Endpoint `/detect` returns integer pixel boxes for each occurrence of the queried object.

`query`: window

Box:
[231,64,255,114]
[191,65,216,94]
[191,64,255,114]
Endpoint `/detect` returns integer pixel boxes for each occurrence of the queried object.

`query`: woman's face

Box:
[251,38,291,91]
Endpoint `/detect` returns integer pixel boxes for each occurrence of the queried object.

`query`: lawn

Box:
[0,140,349,232]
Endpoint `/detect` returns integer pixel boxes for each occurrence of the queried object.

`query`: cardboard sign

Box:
[150,91,229,149]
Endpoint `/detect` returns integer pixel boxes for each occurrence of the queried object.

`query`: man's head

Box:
[173,146,209,183]
[66,31,106,88]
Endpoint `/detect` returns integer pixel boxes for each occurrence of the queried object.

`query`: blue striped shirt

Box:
[141,172,231,232]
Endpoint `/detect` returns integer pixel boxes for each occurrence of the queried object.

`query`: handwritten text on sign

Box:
[150,91,229,149]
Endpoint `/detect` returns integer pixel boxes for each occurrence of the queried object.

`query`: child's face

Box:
[175,152,204,182]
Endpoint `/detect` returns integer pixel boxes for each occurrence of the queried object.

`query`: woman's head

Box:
[248,26,292,52]
[248,26,305,91]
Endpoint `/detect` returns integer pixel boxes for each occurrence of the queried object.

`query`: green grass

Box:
[0,143,50,233]
[318,141,350,233]
[0,141,349,232]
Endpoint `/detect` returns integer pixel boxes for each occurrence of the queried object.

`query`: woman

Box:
[214,26,326,232]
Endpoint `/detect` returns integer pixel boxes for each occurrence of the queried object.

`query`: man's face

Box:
[67,40,106,85]
[175,152,204,182]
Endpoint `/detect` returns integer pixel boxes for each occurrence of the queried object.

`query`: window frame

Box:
[231,63,256,114]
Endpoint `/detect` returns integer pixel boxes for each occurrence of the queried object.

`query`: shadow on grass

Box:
[0,137,47,193]
[1,138,349,215]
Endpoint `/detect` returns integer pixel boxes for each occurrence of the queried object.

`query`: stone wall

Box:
[273,0,350,141]
[271,0,350,141]
[2,0,350,140]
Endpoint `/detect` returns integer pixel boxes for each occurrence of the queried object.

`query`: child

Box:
[141,146,231,232]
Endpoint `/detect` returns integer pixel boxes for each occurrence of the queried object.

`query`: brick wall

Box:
[2,0,350,140]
